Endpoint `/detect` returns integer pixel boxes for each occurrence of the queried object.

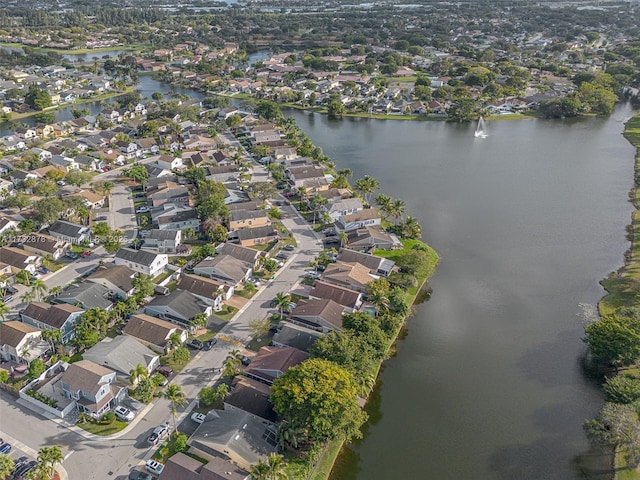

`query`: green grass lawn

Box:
[246,331,274,352]
[152,270,173,284]
[42,258,64,272]
[78,419,128,436]
[212,307,237,322]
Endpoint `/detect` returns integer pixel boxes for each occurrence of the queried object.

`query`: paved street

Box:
[0,192,324,480]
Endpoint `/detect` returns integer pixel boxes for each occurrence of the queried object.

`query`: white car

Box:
[136,206,150,214]
[191,412,206,424]
[57,180,66,186]
[145,460,164,476]
[114,406,134,422]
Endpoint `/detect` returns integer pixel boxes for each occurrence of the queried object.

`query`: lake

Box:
[285,106,636,480]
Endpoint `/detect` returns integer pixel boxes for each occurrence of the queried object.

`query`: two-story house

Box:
[58,360,124,418]
[20,302,84,344]
[228,210,271,233]
[334,209,382,232]
[152,204,200,232]
[114,248,168,278]
[177,274,233,311]
[142,229,182,254]
[324,198,364,222]
[0,321,42,364]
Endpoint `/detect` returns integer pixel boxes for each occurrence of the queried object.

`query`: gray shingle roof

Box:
[115,248,160,267]
[83,336,158,376]
[146,290,207,320]
[56,283,112,310]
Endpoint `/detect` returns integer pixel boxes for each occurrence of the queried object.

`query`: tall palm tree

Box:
[375,194,392,219]
[102,181,114,200]
[163,383,187,431]
[0,301,9,322]
[129,363,148,385]
[37,446,63,480]
[388,198,406,225]
[42,329,62,353]
[337,168,353,179]
[265,453,288,480]
[49,285,63,297]
[32,279,48,302]
[339,231,349,249]
[354,175,380,206]
[402,215,422,239]
[273,292,292,319]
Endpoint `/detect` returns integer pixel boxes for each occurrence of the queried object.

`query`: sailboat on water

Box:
[474,116,488,138]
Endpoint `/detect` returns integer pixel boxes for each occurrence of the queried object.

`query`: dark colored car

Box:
[38,267,50,274]
[95,215,108,221]
[13,460,36,480]
[156,366,173,377]
[0,442,12,454]
[65,252,79,260]
[241,356,252,366]
[186,339,203,350]
[6,286,17,295]
[282,244,295,251]
[203,338,217,351]
[128,469,153,480]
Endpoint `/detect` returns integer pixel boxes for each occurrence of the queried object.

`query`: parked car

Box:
[29,272,41,280]
[241,356,252,366]
[80,251,91,258]
[65,252,79,260]
[282,244,295,251]
[147,422,170,445]
[56,181,66,186]
[186,339,203,350]
[156,366,173,377]
[203,338,217,351]
[305,270,322,279]
[114,406,135,422]
[136,206,150,214]
[145,460,164,476]
[128,469,153,480]
[6,286,17,295]
[13,460,37,480]
[0,442,11,454]
[275,252,289,260]
[139,230,151,237]
[12,456,27,472]
[37,267,50,274]
[95,215,107,221]
[2,295,13,303]
[191,412,206,424]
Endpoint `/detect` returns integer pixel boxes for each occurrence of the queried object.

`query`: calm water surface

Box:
[287,106,636,480]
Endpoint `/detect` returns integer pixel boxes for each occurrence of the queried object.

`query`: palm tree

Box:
[102,181,114,200]
[37,446,63,480]
[375,194,392,219]
[42,329,62,353]
[32,279,48,302]
[16,270,31,287]
[250,460,270,480]
[0,301,9,322]
[167,332,183,351]
[129,363,148,385]
[402,215,422,239]
[265,453,288,480]
[388,198,406,225]
[337,168,353,179]
[368,290,390,313]
[339,231,349,249]
[163,383,187,431]
[277,419,303,450]
[49,285,63,297]
[354,175,380,206]
[273,292,292,319]
[20,289,35,304]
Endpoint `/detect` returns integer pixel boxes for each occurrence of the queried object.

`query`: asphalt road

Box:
[0,196,324,480]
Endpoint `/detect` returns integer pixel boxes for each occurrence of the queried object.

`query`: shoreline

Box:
[310,242,439,480]
[0,42,138,55]
[597,112,640,480]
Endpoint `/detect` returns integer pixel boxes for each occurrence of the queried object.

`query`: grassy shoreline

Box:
[306,240,439,480]
[599,113,640,479]
[0,42,139,55]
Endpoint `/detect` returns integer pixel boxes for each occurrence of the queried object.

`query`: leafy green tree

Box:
[0,370,9,384]
[129,363,148,384]
[327,94,345,118]
[103,229,123,253]
[199,383,229,406]
[33,179,59,197]
[0,301,9,322]
[25,84,52,110]
[272,359,367,442]
[583,310,640,366]
[396,248,431,276]
[33,197,66,225]
[603,375,640,404]
[248,182,277,203]
[402,215,422,239]
[34,112,56,124]
[65,170,93,187]
[123,163,149,188]
[255,100,283,121]
[0,454,14,479]
[132,274,154,298]
[37,446,63,479]
[28,358,46,379]
[190,313,209,330]
[92,222,111,238]
[584,402,640,468]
